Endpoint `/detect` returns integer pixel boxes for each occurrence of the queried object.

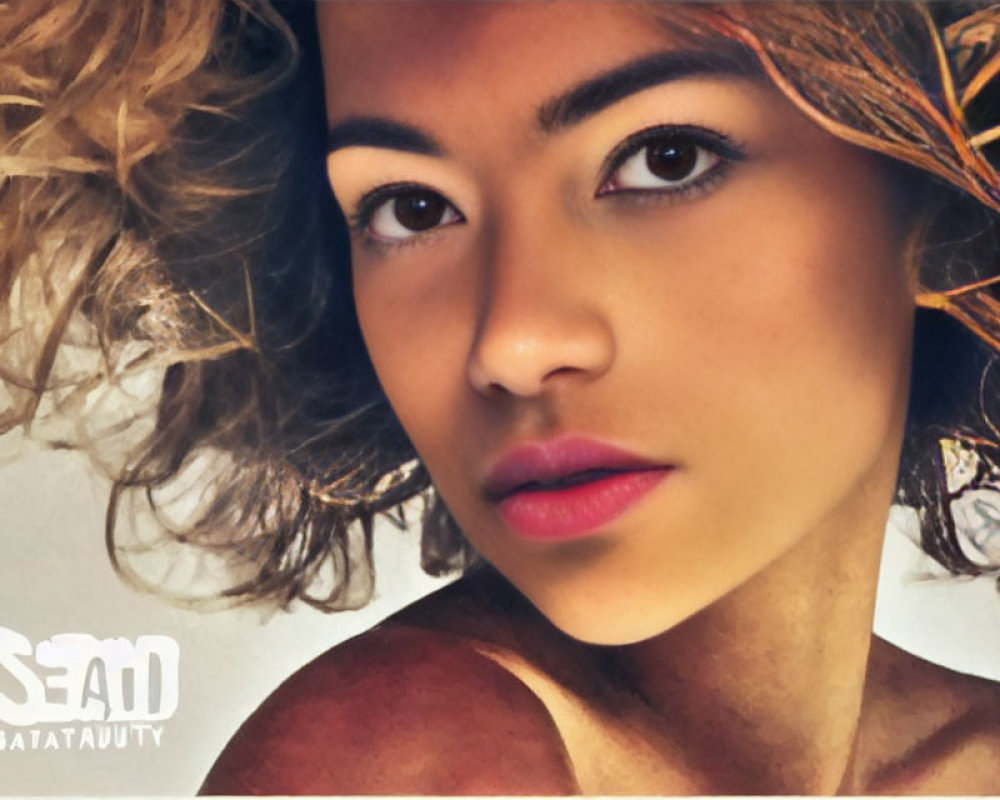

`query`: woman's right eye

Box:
[355,185,463,244]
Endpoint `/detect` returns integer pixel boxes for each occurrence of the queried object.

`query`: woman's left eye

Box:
[597,126,744,197]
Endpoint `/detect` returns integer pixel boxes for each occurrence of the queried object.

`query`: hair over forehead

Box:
[657,3,999,206]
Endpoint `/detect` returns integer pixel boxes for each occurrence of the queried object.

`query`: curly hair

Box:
[2,0,1000,610]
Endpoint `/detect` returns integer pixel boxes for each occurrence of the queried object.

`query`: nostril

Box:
[543,364,586,383]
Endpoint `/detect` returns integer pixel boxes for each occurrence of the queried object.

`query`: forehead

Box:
[317,1,689,123]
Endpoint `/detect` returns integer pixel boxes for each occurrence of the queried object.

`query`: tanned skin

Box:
[201,567,1000,795]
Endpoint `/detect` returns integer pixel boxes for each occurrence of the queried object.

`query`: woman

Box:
[5,0,1000,794]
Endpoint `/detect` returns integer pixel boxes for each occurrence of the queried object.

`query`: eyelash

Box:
[347,181,454,249]
[346,124,747,249]
[596,124,747,202]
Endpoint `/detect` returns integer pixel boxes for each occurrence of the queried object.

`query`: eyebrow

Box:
[326,49,757,155]
[537,50,758,132]
[327,117,443,156]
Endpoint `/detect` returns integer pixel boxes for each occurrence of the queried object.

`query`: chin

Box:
[537,595,693,647]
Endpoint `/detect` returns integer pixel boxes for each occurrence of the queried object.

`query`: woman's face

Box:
[319,2,916,644]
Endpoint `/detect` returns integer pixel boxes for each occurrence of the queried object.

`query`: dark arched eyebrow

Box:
[537,50,760,132]
[327,117,443,156]
[326,49,758,155]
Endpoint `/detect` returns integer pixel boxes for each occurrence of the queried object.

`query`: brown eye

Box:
[365,187,462,243]
[392,190,448,232]
[598,128,738,198]
[645,138,699,182]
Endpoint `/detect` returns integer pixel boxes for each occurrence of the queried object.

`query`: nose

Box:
[466,222,616,398]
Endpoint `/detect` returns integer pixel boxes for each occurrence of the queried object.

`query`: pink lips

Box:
[483,435,672,541]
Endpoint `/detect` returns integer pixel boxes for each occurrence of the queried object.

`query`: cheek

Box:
[736,178,911,428]
[609,151,914,540]
[717,239,910,520]
[352,252,475,458]
[665,170,912,527]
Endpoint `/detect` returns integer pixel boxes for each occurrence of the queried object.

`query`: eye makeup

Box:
[340,121,748,250]
[596,123,748,201]
[347,181,463,247]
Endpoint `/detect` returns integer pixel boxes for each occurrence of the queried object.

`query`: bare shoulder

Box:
[862,637,1000,793]
[199,624,579,795]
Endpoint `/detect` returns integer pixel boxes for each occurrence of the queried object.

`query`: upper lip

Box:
[483,434,669,501]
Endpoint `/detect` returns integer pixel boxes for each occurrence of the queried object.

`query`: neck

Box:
[613,467,896,794]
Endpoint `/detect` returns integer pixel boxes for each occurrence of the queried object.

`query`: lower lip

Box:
[496,468,671,541]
